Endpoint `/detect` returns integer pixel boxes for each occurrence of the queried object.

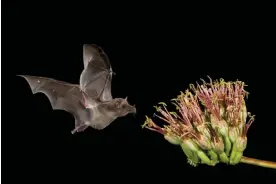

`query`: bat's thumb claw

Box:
[71,129,77,134]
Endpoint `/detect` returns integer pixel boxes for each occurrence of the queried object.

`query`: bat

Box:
[18,44,136,134]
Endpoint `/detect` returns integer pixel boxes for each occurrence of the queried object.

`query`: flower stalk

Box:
[142,77,276,169]
[240,156,276,169]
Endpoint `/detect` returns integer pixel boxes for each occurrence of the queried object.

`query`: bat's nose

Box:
[129,105,137,114]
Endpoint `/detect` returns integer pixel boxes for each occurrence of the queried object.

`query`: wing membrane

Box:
[19,75,92,133]
[80,44,113,102]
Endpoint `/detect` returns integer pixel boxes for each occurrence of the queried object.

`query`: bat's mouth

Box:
[126,105,136,115]
[129,106,137,114]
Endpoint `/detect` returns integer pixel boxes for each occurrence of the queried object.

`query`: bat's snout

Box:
[128,105,136,114]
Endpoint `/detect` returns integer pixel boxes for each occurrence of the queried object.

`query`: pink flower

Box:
[142,77,258,167]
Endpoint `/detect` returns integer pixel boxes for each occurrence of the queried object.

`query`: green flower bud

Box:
[238,122,244,134]
[235,136,247,152]
[230,146,237,164]
[232,151,243,164]
[195,133,212,150]
[181,138,216,166]
[219,152,229,164]
[229,136,247,165]
[229,126,240,143]
[181,139,200,166]
[208,150,218,163]
[164,134,181,145]
[196,123,211,139]
[240,103,247,124]
[210,115,232,155]
[210,115,229,137]
[223,136,232,156]
[182,138,199,152]
[230,149,243,165]
[197,150,216,166]
[211,136,224,154]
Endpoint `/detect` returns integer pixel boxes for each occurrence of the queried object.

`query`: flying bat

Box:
[18,44,136,134]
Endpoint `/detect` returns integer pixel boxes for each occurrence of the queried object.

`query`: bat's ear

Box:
[125,96,128,101]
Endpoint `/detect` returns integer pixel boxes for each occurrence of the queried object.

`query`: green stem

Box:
[230,151,237,165]
[180,142,200,166]
[219,152,229,164]
[224,136,231,156]
[197,150,215,166]
[208,150,218,162]
[233,151,243,164]
[229,142,238,165]
[240,156,276,169]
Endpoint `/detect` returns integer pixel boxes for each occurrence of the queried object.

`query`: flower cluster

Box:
[142,77,255,167]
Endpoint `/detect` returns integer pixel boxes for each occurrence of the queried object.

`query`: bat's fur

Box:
[19,44,136,134]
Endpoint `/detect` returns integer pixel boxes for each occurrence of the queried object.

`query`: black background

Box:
[2,1,276,182]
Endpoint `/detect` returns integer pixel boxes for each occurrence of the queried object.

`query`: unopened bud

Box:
[211,136,224,154]
[181,138,200,166]
[182,138,200,152]
[229,126,240,143]
[181,138,216,166]
[233,151,243,164]
[197,150,216,166]
[164,134,181,145]
[229,136,247,165]
[208,150,218,162]
[230,150,243,165]
[210,115,228,137]
[238,122,244,133]
[224,136,232,156]
[235,136,247,152]
[196,123,211,139]
[240,103,247,124]
[219,152,229,164]
[195,133,212,150]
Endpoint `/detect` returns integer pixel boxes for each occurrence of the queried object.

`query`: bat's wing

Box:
[19,75,95,133]
[80,44,114,102]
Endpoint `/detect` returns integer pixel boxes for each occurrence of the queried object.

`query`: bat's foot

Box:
[71,125,89,134]
[71,129,78,134]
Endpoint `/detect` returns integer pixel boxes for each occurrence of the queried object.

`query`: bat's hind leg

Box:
[71,124,89,134]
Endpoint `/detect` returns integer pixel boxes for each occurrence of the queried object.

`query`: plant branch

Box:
[240,156,276,169]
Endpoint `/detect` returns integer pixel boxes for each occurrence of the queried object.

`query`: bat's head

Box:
[109,97,136,117]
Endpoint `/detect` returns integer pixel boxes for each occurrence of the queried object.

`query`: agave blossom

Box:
[142,77,276,169]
